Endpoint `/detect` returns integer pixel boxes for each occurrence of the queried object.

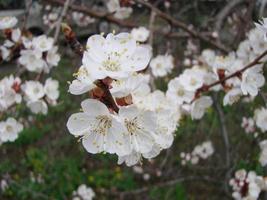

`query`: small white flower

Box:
[255,18,267,41]
[0,179,8,192]
[223,88,243,106]
[114,7,133,19]
[19,49,45,72]
[248,28,267,55]
[259,147,267,166]
[0,75,21,111]
[150,54,174,77]
[201,49,216,67]
[107,0,120,13]
[72,12,95,27]
[46,46,60,67]
[22,81,45,102]
[254,107,267,132]
[241,67,265,97]
[0,46,10,60]
[0,16,18,30]
[27,100,48,115]
[110,73,148,98]
[32,35,54,52]
[0,118,23,142]
[67,99,131,156]
[166,77,195,105]
[191,96,212,120]
[11,28,21,42]
[131,27,150,42]
[69,66,95,95]
[118,151,141,166]
[83,33,151,80]
[73,184,95,200]
[44,78,59,101]
[241,117,255,134]
[119,105,156,154]
[179,69,204,91]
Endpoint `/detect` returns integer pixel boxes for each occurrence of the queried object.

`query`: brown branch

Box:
[61,23,119,113]
[116,175,223,198]
[45,0,136,28]
[46,0,229,52]
[54,0,72,42]
[196,49,267,94]
[134,0,230,53]
[212,94,230,168]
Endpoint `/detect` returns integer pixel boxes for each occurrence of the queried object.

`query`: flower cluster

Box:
[106,0,133,19]
[72,184,95,200]
[72,12,95,27]
[180,141,214,165]
[18,35,60,73]
[42,4,60,28]
[0,16,61,144]
[67,32,182,166]
[150,54,174,77]
[22,78,59,115]
[0,16,17,30]
[229,169,267,200]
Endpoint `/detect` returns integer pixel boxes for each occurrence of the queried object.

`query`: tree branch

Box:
[134,0,230,53]
[196,49,267,94]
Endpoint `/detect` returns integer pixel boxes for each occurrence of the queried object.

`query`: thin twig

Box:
[215,0,246,32]
[212,94,230,168]
[54,0,72,42]
[46,0,230,52]
[134,0,230,53]
[196,49,267,94]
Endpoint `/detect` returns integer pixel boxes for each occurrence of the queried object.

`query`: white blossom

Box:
[254,107,267,132]
[27,100,48,115]
[72,184,95,200]
[67,99,131,156]
[255,18,267,41]
[0,118,23,142]
[22,81,45,102]
[131,27,150,42]
[82,33,151,81]
[19,49,46,72]
[119,105,156,154]
[150,54,174,77]
[166,77,195,105]
[0,16,17,30]
[0,75,21,111]
[72,12,95,27]
[44,78,59,101]
[223,88,243,106]
[191,96,212,120]
[46,46,60,68]
[32,35,54,52]
[241,67,265,97]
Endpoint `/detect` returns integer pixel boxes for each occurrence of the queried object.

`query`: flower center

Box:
[177,89,185,96]
[33,87,40,94]
[6,125,13,133]
[190,78,197,86]
[124,117,141,135]
[102,60,121,72]
[93,115,112,135]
